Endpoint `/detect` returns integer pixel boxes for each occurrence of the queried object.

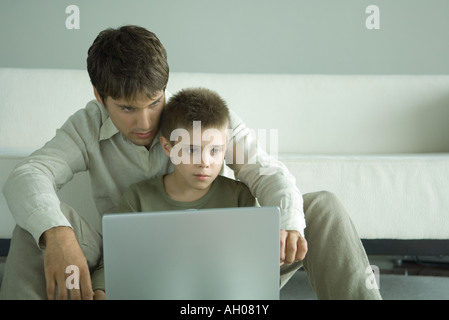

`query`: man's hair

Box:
[161,87,230,142]
[87,25,169,102]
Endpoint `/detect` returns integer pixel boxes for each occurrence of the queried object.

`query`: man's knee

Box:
[302,190,353,229]
[303,190,343,213]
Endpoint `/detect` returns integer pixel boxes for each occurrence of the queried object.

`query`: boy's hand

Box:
[280,230,307,266]
[42,226,94,300]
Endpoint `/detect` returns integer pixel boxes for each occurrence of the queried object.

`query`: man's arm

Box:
[3,157,74,245]
[226,110,307,263]
[2,107,98,299]
[42,226,94,300]
[226,110,305,232]
[3,108,95,244]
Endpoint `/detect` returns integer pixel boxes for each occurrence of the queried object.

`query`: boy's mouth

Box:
[194,174,210,181]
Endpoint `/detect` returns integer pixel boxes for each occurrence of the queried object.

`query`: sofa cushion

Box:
[282,154,449,239]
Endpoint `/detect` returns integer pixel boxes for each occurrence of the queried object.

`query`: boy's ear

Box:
[160,136,172,156]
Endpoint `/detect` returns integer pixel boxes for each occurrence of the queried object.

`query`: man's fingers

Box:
[80,268,94,300]
[46,262,93,300]
[69,288,82,300]
[295,236,308,261]
[45,269,68,300]
[57,275,69,300]
[280,230,287,265]
[65,265,93,300]
[280,230,307,266]
[284,232,298,264]
[93,290,106,300]
[46,279,56,300]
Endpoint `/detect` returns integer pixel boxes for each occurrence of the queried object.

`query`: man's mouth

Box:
[134,131,152,139]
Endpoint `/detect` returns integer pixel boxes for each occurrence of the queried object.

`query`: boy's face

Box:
[161,126,228,191]
[94,87,165,149]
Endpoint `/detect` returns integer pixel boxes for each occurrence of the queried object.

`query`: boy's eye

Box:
[184,146,200,154]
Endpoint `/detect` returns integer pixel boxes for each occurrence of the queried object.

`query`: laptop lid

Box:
[102,206,280,300]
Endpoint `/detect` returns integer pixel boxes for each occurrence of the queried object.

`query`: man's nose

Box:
[136,110,151,129]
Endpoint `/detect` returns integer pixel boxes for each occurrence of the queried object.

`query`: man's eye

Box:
[121,106,134,112]
[150,100,161,108]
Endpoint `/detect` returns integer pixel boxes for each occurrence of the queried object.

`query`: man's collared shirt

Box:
[3,99,305,244]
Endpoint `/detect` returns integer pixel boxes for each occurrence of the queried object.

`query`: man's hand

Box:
[280,230,307,266]
[94,290,106,300]
[42,226,94,300]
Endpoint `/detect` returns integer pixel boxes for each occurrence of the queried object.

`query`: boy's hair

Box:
[161,88,230,142]
[87,25,169,102]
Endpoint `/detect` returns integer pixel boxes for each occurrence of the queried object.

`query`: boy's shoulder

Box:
[214,175,251,192]
[213,175,257,207]
[130,175,163,192]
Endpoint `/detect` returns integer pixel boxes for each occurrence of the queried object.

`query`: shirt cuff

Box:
[26,203,72,248]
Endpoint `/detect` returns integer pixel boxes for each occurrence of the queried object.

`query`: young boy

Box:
[90,87,258,297]
[120,87,257,212]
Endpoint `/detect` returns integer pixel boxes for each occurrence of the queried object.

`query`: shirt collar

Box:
[99,117,119,141]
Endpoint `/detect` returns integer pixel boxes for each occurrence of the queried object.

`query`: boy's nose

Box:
[200,154,211,167]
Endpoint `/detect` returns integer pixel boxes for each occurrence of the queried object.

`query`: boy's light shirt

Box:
[3,91,305,245]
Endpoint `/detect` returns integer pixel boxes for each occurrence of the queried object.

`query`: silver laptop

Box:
[102,206,280,300]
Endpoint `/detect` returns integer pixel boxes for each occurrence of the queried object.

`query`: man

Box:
[1,25,381,300]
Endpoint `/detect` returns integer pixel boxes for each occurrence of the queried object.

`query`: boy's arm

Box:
[237,183,259,208]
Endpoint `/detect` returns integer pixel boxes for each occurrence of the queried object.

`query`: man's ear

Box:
[93,86,104,105]
[160,136,172,157]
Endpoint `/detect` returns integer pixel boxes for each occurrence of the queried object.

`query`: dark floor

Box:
[2,255,449,300]
[382,256,449,277]
[280,255,449,300]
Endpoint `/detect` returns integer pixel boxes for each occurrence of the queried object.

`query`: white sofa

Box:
[1,68,449,261]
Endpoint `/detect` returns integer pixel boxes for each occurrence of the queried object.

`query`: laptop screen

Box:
[102,206,280,300]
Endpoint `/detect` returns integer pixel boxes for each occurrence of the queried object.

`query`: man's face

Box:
[96,89,165,149]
